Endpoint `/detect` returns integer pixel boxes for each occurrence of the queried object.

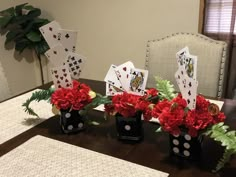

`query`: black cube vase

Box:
[60,109,86,133]
[169,131,203,160]
[115,112,143,141]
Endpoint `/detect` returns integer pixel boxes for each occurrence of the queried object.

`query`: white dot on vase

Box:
[78,123,83,128]
[183,142,190,149]
[65,113,71,118]
[67,125,73,130]
[183,150,190,156]
[173,134,179,138]
[124,125,131,131]
[173,147,179,153]
[172,139,179,145]
[184,134,191,141]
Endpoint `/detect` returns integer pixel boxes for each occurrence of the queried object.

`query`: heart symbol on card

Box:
[123,67,127,71]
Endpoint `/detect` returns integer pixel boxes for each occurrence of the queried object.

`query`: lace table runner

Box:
[0,89,54,144]
[0,135,168,177]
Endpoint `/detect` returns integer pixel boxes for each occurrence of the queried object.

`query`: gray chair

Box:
[145,32,228,98]
[0,60,12,102]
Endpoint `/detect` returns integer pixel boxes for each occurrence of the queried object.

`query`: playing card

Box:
[184,54,198,80]
[183,77,198,109]
[176,46,189,67]
[51,65,73,89]
[106,83,123,96]
[114,61,135,91]
[39,21,61,48]
[45,44,68,67]
[128,68,148,95]
[64,52,86,79]
[104,65,123,90]
[58,29,78,52]
[174,66,187,93]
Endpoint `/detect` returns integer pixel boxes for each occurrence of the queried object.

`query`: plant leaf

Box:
[0,16,13,28]
[26,31,41,42]
[15,3,28,15]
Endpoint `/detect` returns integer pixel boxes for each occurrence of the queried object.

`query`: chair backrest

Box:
[0,60,12,102]
[145,32,228,98]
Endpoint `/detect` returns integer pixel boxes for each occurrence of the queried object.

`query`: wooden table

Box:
[0,79,235,177]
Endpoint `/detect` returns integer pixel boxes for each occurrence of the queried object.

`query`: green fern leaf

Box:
[155,76,177,100]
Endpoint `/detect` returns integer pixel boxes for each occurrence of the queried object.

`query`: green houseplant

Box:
[0,3,50,84]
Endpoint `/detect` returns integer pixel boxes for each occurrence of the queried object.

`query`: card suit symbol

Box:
[53,51,57,55]
[49,27,53,31]
[57,80,60,84]
[64,74,67,77]
[178,75,180,79]
[62,69,66,72]
[55,75,59,78]
[53,34,57,39]
[54,71,57,74]
[73,46,75,49]
[71,67,75,71]
[78,59,82,63]
[123,67,127,71]
[119,75,121,78]
[126,74,129,78]
[65,48,68,52]
[69,64,73,67]
[66,83,70,87]
[188,90,191,96]
[187,99,190,104]
[58,85,62,88]
[60,77,63,80]
[65,79,69,82]
[79,70,81,73]
[138,89,141,92]
[189,82,192,87]
[181,71,183,75]
[73,72,77,75]
[109,89,112,91]
[73,61,77,65]
[71,57,75,61]
[76,66,80,69]
[65,34,70,38]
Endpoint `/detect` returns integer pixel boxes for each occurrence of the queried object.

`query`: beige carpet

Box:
[0,135,169,177]
[0,89,54,144]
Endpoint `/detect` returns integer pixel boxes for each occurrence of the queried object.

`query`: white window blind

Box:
[205,0,236,33]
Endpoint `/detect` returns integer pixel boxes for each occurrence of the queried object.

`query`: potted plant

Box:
[0,3,50,84]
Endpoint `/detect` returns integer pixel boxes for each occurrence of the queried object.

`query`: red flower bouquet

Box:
[51,80,96,111]
[105,88,159,120]
[152,94,225,137]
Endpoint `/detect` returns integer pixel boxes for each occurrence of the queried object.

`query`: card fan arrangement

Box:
[39,20,86,88]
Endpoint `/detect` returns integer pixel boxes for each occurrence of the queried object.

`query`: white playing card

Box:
[58,29,78,53]
[184,54,198,80]
[128,68,148,95]
[64,52,86,79]
[104,65,124,90]
[114,61,135,91]
[176,46,189,67]
[106,83,123,96]
[51,65,73,89]
[45,44,68,67]
[39,21,61,48]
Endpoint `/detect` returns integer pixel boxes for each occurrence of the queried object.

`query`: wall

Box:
[0,0,200,96]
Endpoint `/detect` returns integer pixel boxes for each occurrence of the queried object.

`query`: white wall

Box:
[0,0,200,96]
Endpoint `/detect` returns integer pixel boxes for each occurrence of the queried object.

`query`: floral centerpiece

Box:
[104,88,159,141]
[152,77,236,172]
[23,80,106,133]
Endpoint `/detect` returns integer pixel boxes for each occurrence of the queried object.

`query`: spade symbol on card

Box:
[65,34,70,38]
[187,99,190,104]
[188,90,191,96]
[123,67,127,71]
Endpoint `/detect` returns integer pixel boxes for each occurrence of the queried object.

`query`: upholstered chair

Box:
[145,32,228,98]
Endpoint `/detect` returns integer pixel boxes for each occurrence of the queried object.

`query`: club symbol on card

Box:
[78,59,82,63]
[65,34,70,38]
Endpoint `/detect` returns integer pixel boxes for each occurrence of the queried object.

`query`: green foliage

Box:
[0,3,50,57]
[204,122,236,172]
[155,76,177,101]
[22,88,55,117]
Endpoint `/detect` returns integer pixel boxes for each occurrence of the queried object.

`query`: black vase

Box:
[169,131,203,160]
[60,109,86,133]
[115,112,143,141]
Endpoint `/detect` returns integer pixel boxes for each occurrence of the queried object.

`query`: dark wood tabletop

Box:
[0,78,235,177]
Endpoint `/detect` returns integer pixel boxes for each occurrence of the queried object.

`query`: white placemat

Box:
[0,89,54,144]
[207,99,224,110]
[0,135,169,177]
